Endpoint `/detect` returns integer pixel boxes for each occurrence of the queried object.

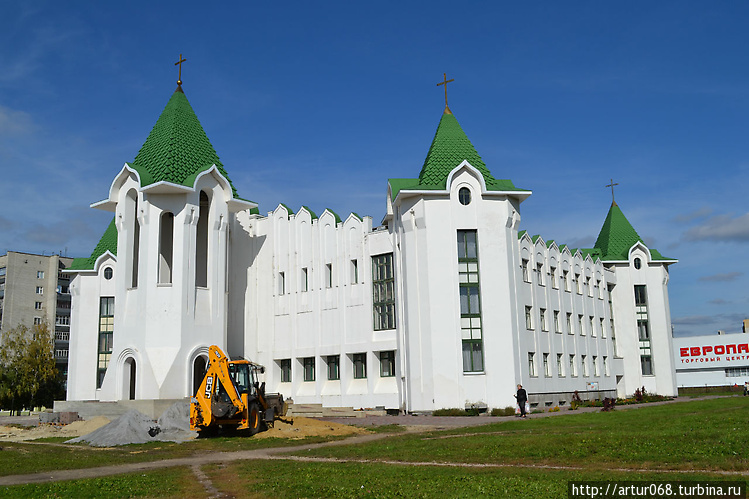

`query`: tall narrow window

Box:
[302,357,315,381]
[353,353,367,379]
[528,352,536,377]
[569,354,577,377]
[372,253,396,330]
[278,272,285,295]
[327,355,340,380]
[325,263,333,288]
[582,355,588,376]
[522,259,530,282]
[280,359,291,382]
[566,313,572,334]
[159,212,174,284]
[557,353,564,377]
[301,267,309,292]
[379,351,395,377]
[543,353,550,377]
[127,190,140,288]
[525,306,533,330]
[97,297,115,388]
[458,230,483,372]
[563,270,570,291]
[540,308,547,331]
[350,259,358,284]
[635,285,652,374]
[195,191,209,288]
[554,310,561,333]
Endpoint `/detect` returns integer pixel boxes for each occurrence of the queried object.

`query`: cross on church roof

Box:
[605,178,619,205]
[437,73,454,114]
[175,54,187,86]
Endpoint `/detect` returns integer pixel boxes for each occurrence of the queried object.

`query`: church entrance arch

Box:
[192,355,208,395]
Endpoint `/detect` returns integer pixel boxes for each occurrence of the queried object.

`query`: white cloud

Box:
[672,206,712,224]
[0,105,34,135]
[684,213,749,242]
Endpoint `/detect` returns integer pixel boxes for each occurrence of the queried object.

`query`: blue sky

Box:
[1,2,747,337]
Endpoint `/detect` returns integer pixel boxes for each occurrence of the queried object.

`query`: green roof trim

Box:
[593,202,674,261]
[301,206,318,220]
[325,209,342,224]
[350,212,362,222]
[129,88,238,197]
[249,207,260,215]
[279,203,295,216]
[68,218,118,271]
[531,235,541,244]
[518,230,527,239]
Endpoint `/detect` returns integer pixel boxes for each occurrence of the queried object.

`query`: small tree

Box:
[0,323,59,414]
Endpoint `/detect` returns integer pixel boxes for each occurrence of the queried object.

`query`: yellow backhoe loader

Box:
[190,345,288,435]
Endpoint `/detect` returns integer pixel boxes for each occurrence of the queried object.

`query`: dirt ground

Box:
[0,415,367,443]
[0,416,111,442]
[254,416,370,439]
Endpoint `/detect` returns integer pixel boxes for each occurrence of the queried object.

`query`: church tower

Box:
[66,83,255,401]
[593,200,678,396]
[385,91,531,411]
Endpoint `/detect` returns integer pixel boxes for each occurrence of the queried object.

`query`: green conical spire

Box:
[129,88,237,197]
[593,202,672,261]
[417,111,495,187]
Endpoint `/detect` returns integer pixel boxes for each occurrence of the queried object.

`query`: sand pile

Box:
[0,416,111,442]
[67,402,197,447]
[254,416,369,439]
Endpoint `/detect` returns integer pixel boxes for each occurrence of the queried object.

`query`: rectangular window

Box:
[586,276,592,297]
[550,267,557,289]
[600,318,606,338]
[353,353,367,379]
[522,259,530,282]
[575,274,582,294]
[35,301,43,310]
[536,263,544,286]
[563,270,570,292]
[350,259,358,284]
[596,279,602,299]
[302,357,315,382]
[37,270,44,279]
[458,230,483,373]
[634,285,648,307]
[554,310,561,333]
[372,253,396,330]
[528,352,536,377]
[638,320,650,340]
[278,272,285,295]
[570,354,577,377]
[325,263,333,288]
[566,313,572,335]
[582,355,588,377]
[280,359,291,383]
[578,314,584,335]
[301,267,308,292]
[97,297,115,388]
[33,316,42,325]
[590,316,595,337]
[543,353,550,377]
[641,355,653,376]
[603,356,609,376]
[327,355,340,380]
[557,353,564,377]
[540,308,547,331]
[593,355,599,376]
[379,350,395,377]
[36,286,43,295]
[525,306,533,330]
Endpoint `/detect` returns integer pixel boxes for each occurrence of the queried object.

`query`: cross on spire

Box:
[605,178,619,205]
[437,73,454,114]
[174,54,187,86]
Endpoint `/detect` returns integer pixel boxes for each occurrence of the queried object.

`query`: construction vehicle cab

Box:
[190,345,287,435]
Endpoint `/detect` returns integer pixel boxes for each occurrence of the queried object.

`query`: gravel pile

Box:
[67,402,197,447]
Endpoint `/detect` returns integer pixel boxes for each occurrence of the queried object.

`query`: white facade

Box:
[65,91,680,412]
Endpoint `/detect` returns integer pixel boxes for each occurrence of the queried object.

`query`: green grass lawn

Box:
[1,397,747,498]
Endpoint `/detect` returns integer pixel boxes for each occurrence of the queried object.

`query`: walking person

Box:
[515,384,528,418]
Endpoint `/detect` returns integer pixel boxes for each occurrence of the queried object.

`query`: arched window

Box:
[124,357,136,400]
[159,212,174,284]
[193,355,207,395]
[195,191,209,288]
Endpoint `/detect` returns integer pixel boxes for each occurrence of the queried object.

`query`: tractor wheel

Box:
[248,402,261,435]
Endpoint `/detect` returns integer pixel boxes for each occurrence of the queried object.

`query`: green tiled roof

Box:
[593,202,673,261]
[389,111,526,200]
[326,209,342,224]
[301,206,318,219]
[128,88,238,197]
[68,218,118,271]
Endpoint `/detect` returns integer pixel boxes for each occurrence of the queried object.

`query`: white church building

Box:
[64,83,679,413]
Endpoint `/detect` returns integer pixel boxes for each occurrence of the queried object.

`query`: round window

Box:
[104,267,113,280]
[458,187,471,205]
[633,258,641,270]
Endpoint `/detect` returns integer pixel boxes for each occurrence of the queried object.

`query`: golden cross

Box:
[605,178,619,204]
[175,54,187,86]
[437,73,454,113]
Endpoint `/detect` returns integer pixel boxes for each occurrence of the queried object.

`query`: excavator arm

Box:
[190,345,249,430]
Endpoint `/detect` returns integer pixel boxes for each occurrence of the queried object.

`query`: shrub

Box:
[433,408,479,417]
[490,406,516,417]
